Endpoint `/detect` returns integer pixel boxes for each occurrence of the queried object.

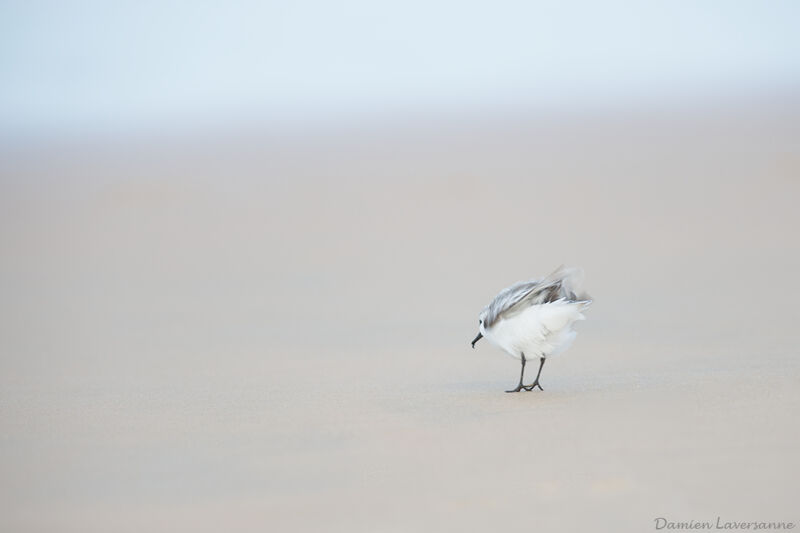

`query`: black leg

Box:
[506,353,527,393]
[524,357,546,391]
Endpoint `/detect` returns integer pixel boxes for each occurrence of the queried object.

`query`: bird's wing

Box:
[486,266,591,327]
[483,279,541,327]
[485,278,563,326]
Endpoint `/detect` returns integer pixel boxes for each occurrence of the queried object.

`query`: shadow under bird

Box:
[471,266,592,393]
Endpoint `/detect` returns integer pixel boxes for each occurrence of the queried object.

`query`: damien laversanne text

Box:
[655,518,795,530]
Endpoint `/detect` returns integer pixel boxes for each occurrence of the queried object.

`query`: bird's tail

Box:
[545,265,592,305]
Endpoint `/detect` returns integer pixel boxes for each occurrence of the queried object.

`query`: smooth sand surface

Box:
[1,103,799,531]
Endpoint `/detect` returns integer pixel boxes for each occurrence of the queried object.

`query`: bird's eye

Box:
[479,319,483,325]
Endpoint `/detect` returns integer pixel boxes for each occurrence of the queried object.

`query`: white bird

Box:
[471,266,592,393]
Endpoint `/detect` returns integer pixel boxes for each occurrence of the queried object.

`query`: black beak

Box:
[471,332,483,348]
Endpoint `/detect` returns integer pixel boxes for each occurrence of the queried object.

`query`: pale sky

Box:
[1,0,798,137]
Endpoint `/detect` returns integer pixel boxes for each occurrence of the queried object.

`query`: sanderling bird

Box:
[471,266,592,393]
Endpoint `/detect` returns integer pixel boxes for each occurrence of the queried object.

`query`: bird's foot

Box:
[523,381,543,391]
[505,384,525,393]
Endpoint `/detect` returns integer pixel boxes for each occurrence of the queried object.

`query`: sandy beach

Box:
[1,100,799,531]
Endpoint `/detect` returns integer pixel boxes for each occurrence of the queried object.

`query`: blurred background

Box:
[1,1,798,140]
[1,2,799,532]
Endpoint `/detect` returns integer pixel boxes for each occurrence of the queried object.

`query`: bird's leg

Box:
[524,357,546,391]
[506,353,527,393]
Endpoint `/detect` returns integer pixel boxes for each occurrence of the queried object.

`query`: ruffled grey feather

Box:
[481,266,592,328]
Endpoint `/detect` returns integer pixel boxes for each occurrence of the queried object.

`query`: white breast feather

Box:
[484,300,588,360]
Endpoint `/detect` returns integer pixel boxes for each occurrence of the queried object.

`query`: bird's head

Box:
[471,309,488,348]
